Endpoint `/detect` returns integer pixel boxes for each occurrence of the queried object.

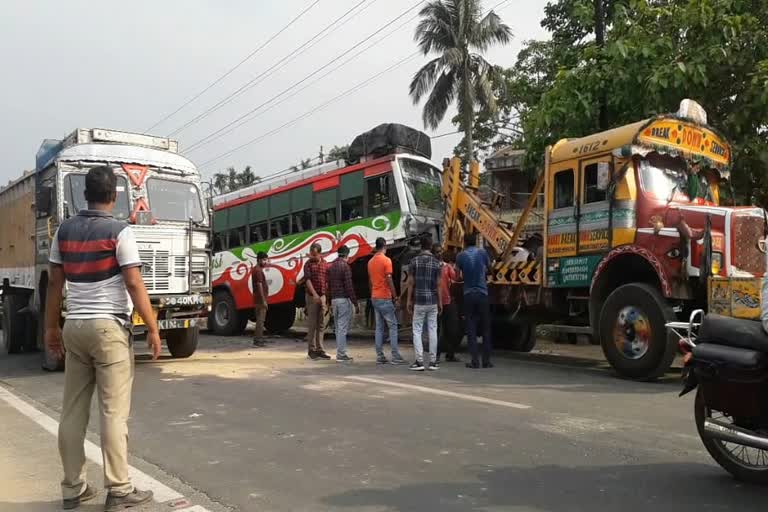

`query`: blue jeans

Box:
[332,298,353,357]
[372,299,401,359]
[465,291,492,364]
[412,304,438,364]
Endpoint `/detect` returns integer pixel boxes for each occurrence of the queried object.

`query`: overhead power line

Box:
[144,0,321,133]
[200,0,512,169]
[167,0,378,137]
[199,52,421,169]
[185,2,421,153]
[185,0,425,151]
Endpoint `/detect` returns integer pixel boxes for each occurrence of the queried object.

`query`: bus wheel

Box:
[209,290,247,336]
[165,327,199,358]
[599,283,676,381]
[265,304,296,334]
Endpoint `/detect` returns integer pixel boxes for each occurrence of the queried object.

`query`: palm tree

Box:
[239,165,257,187]
[212,172,229,195]
[410,0,511,164]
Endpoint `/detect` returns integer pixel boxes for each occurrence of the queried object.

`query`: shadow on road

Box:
[322,462,768,512]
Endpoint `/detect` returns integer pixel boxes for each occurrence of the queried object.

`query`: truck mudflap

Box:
[708,277,762,320]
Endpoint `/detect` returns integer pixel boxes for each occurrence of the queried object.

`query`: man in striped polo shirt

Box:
[45,165,160,511]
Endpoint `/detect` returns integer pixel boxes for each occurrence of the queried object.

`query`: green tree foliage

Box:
[410,0,512,164]
[512,0,768,204]
[326,145,349,162]
[212,166,262,195]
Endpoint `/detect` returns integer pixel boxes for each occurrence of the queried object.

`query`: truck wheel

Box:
[491,318,536,352]
[599,283,676,381]
[2,294,26,354]
[165,327,199,358]
[265,303,296,334]
[209,290,247,336]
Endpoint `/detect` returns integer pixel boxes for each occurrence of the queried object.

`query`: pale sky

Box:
[0,0,549,185]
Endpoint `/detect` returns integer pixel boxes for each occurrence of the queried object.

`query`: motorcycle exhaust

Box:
[704,419,768,451]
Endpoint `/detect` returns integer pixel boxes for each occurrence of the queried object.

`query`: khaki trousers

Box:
[305,294,326,353]
[253,305,267,340]
[59,319,134,499]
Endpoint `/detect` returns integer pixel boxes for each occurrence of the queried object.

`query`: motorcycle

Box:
[668,311,768,483]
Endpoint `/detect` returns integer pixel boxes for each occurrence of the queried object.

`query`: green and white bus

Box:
[209,151,443,335]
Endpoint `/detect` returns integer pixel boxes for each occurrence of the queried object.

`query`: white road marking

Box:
[345,376,531,410]
[0,385,211,510]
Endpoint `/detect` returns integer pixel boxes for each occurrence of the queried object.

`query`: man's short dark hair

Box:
[420,235,433,251]
[431,243,442,256]
[375,237,386,251]
[310,242,322,253]
[464,232,477,247]
[337,245,350,258]
[84,166,117,204]
[257,251,268,260]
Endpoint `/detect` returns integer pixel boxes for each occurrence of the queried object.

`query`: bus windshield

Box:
[147,178,204,222]
[399,158,443,216]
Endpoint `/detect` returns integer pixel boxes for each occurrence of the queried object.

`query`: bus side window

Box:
[366,174,395,216]
[249,222,267,243]
[227,227,245,249]
[341,171,364,221]
[554,169,574,209]
[314,189,338,229]
[270,216,290,239]
[293,210,312,233]
[213,232,225,252]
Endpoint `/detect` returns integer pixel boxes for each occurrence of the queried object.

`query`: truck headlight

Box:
[711,252,723,275]
[191,272,206,285]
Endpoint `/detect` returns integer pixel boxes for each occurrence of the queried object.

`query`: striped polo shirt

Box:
[49,210,142,322]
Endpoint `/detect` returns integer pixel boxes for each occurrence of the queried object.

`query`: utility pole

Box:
[319,145,324,164]
[594,0,608,130]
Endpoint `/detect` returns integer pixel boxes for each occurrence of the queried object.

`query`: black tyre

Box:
[694,388,768,483]
[265,303,296,334]
[165,327,199,358]
[492,318,536,352]
[209,290,247,336]
[598,283,676,381]
[2,294,26,354]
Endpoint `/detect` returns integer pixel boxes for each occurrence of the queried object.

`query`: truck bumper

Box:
[708,277,762,320]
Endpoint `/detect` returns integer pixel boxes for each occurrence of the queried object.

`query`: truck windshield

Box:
[64,174,130,220]
[399,158,443,216]
[638,154,722,204]
[147,178,204,222]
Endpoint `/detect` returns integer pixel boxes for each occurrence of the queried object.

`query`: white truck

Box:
[0,128,211,369]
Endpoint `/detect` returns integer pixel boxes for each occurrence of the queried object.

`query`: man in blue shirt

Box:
[456,232,493,368]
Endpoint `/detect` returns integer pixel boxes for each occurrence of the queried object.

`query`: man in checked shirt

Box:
[327,245,359,362]
[304,243,331,360]
[406,235,444,371]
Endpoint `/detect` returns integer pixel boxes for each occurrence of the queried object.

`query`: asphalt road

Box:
[1,332,767,512]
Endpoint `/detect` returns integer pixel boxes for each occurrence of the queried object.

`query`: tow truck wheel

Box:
[165,327,199,358]
[265,303,296,334]
[2,294,26,354]
[209,290,248,336]
[598,283,676,381]
[491,318,536,352]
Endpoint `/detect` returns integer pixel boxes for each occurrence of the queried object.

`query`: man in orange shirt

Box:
[367,237,405,364]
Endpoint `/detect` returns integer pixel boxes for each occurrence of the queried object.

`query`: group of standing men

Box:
[249,233,494,370]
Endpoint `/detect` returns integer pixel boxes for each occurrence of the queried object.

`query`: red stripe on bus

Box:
[58,239,117,252]
[63,256,119,275]
[363,162,391,177]
[213,155,395,211]
[313,176,339,191]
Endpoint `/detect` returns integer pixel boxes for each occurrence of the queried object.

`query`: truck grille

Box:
[139,250,170,291]
[732,214,766,275]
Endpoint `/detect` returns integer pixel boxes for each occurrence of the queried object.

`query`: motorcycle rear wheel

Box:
[694,388,768,484]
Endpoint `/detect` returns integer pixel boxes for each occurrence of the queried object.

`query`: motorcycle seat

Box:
[693,343,768,369]
[698,314,768,352]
